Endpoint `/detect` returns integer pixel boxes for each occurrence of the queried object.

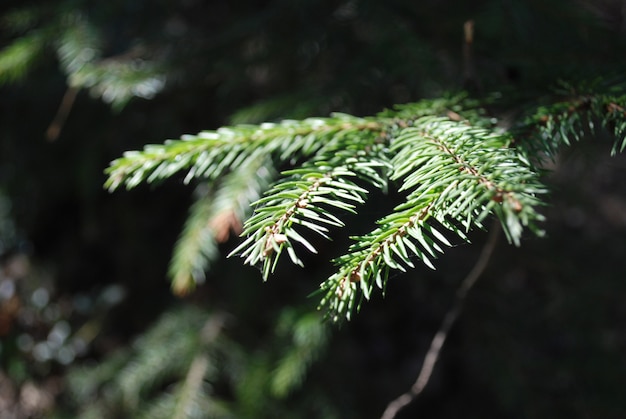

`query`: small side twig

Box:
[46,86,79,141]
[462,19,481,92]
[380,220,501,419]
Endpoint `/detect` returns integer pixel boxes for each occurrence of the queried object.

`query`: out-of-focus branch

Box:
[46,86,79,141]
[463,19,481,91]
[173,313,227,419]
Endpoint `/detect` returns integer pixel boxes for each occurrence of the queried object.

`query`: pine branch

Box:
[515,79,626,158]
[0,33,45,85]
[67,308,222,417]
[172,314,227,419]
[105,114,383,191]
[393,117,546,244]
[229,139,389,280]
[71,59,166,110]
[105,105,549,322]
[55,14,166,109]
[319,117,546,321]
[116,309,207,408]
[56,14,103,75]
[105,86,625,321]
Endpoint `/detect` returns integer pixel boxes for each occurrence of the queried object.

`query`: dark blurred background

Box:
[0,0,625,417]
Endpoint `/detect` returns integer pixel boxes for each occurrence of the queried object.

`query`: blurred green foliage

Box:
[0,0,625,417]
